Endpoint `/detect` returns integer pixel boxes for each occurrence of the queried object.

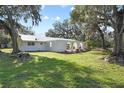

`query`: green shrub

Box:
[84,39,111,50]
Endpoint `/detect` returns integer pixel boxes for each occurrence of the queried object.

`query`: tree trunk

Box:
[10,26,20,54]
[112,6,124,63]
[98,28,106,49]
[0,19,19,54]
[113,31,123,56]
[5,6,20,54]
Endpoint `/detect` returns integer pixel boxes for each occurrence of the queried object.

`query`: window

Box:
[28,42,35,46]
[66,44,71,50]
[40,42,43,45]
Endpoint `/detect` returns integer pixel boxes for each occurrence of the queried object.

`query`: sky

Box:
[21,5,74,36]
[20,5,114,36]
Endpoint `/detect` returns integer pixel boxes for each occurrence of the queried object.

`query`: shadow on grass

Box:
[0,52,124,88]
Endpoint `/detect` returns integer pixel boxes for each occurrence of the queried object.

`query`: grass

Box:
[0,49,124,88]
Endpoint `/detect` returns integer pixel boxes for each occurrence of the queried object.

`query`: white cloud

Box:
[55,16,61,21]
[41,5,45,10]
[51,16,61,21]
[71,7,75,11]
[43,16,49,20]
[60,5,68,8]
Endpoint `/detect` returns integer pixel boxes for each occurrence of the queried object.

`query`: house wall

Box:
[18,40,47,52]
[17,36,84,52]
[48,40,69,52]
[18,40,69,52]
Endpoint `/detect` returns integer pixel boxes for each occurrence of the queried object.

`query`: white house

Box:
[17,34,84,52]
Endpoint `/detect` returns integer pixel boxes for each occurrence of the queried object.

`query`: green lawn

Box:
[0,49,124,88]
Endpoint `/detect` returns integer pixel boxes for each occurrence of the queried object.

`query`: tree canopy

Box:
[0,5,42,53]
[46,19,85,41]
[71,5,124,62]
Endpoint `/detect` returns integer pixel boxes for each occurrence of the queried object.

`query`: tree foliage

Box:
[0,5,42,53]
[71,6,110,49]
[71,5,124,62]
[46,20,85,41]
